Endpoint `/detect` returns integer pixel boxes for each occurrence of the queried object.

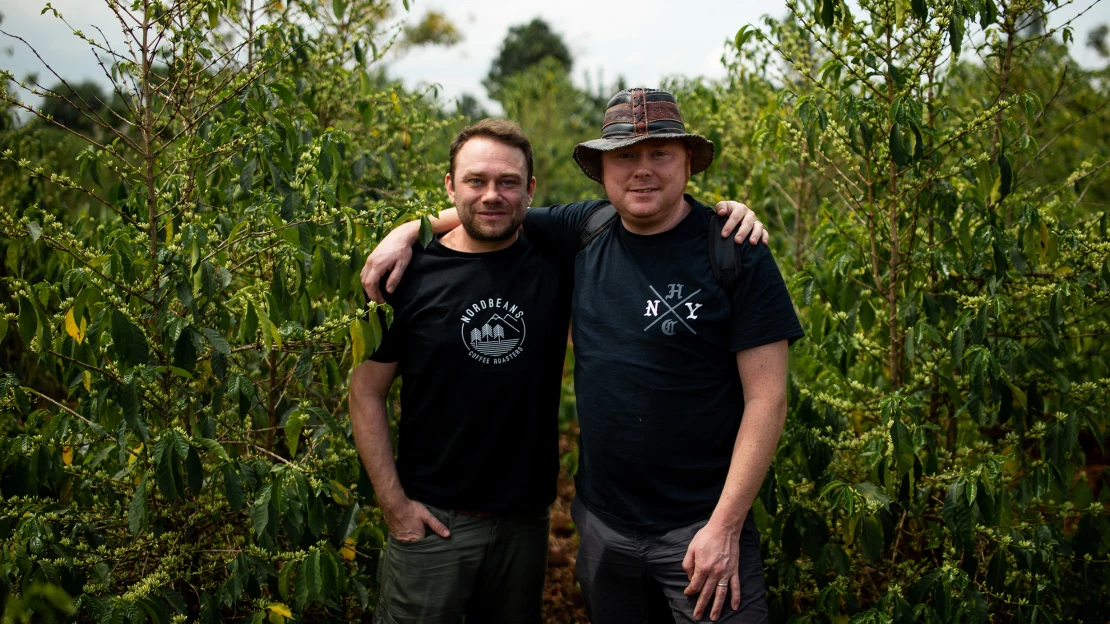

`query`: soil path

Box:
[542,427,588,623]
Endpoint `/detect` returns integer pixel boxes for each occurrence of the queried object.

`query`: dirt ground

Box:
[542,430,588,623]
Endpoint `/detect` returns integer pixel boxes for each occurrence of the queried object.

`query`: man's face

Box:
[600,138,691,227]
[446,136,535,243]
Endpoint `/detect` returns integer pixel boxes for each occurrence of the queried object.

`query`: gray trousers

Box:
[374,504,550,624]
[573,497,769,623]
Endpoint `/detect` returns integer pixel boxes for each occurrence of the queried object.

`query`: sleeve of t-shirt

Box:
[368,279,404,364]
[729,244,806,353]
[522,200,608,266]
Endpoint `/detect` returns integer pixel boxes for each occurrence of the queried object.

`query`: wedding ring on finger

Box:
[716,582,729,587]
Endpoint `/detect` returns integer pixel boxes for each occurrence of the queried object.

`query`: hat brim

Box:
[573,133,715,183]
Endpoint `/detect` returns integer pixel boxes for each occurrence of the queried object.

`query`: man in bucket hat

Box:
[555,88,803,623]
[352,114,767,623]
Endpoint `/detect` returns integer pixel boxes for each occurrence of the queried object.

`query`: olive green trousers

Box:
[374,504,550,624]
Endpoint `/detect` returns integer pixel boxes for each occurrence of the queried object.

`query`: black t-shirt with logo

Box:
[524,196,804,531]
[370,232,572,513]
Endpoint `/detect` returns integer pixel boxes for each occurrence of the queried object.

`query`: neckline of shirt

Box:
[427,231,528,259]
[616,195,707,245]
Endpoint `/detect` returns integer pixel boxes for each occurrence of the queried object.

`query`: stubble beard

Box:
[458,201,525,242]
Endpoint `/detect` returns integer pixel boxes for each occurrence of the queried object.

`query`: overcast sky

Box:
[2,0,1107,114]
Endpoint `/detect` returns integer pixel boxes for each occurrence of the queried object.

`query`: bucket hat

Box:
[573,87,715,182]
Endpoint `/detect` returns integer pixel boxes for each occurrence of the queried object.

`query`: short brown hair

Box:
[449,118,534,182]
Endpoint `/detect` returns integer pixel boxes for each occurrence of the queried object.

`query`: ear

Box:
[445,172,456,204]
[684,148,693,177]
[527,176,536,203]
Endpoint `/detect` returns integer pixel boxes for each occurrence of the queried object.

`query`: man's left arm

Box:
[682,340,789,621]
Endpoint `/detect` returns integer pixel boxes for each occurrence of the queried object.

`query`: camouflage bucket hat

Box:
[573,87,715,182]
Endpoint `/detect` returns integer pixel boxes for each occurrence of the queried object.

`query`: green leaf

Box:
[252,483,273,537]
[294,557,309,606]
[222,464,245,512]
[951,326,965,367]
[911,0,927,20]
[861,515,884,563]
[889,122,910,167]
[120,380,149,442]
[0,318,7,344]
[891,419,914,476]
[320,549,338,598]
[855,482,892,507]
[242,302,259,343]
[734,25,755,51]
[949,11,964,57]
[185,447,203,497]
[332,502,360,548]
[367,311,382,353]
[821,0,835,28]
[196,437,230,463]
[332,0,346,19]
[304,549,322,602]
[1045,413,1079,469]
[859,299,875,331]
[980,0,998,28]
[18,295,38,347]
[350,319,365,364]
[111,310,149,368]
[128,476,148,534]
[201,328,231,355]
[240,158,258,194]
[943,479,973,545]
[997,152,1013,202]
[27,221,42,242]
[156,443,179,503]
[278,561,296,602]
[418,215,434,248]
[284,410,305,457]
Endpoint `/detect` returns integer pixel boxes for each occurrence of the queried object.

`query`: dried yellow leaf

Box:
[64,308,86,344]
[340,537,356,561]
[128,443,143,466]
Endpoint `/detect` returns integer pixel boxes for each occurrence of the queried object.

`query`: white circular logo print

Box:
[459,297,526,365]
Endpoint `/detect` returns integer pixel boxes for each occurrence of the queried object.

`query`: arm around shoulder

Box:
[360,209,460,302]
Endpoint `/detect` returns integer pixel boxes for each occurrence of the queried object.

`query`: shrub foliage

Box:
[0,0,1108,622]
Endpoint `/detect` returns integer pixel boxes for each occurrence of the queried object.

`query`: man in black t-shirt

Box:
[522,89,804,624]
[350,117,768,623]
[349,119,563,623]
[361,89,802,623]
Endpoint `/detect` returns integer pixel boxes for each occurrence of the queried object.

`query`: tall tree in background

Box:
[485,18,573,95]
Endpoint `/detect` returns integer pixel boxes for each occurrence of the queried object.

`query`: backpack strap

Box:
[708,212,743,297]
[578,202,619,250]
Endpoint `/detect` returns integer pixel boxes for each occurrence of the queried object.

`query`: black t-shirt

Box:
[370,232,572,513]
[524,195,804,531]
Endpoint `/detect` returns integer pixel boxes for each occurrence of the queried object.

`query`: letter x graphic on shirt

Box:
[644,285,701,334]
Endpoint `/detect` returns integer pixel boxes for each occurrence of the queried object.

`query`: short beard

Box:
[458,211,524,243]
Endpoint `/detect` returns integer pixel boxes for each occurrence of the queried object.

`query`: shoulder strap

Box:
[578,202,619,251]
[708,212,743,297]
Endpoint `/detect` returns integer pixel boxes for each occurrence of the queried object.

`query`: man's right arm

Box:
[360,202,766,302]
[360,210,461,302]
[349,360,450,541]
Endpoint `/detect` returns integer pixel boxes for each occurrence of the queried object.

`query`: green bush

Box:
[1,0,1108,622]
[680,0,1110,620]
[0,1,453,620]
